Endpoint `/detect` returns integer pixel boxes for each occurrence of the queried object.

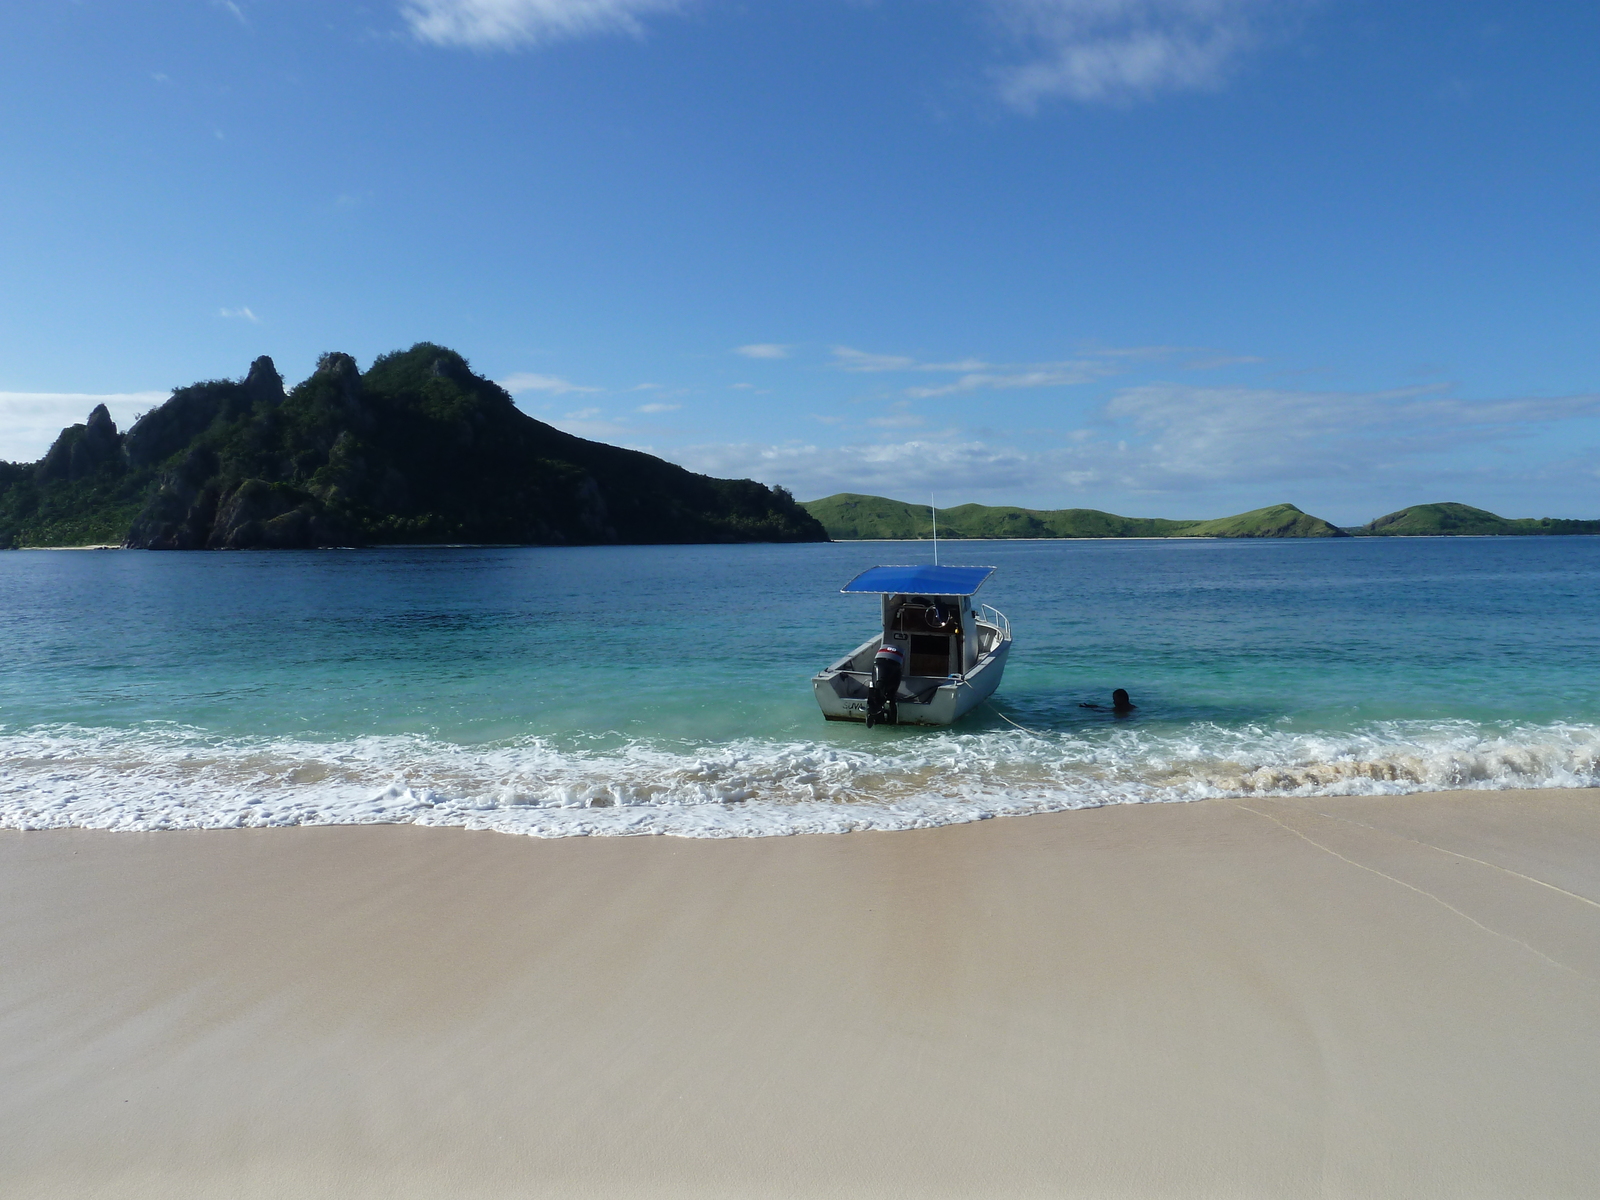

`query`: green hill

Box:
[0,344,827,549]
[1355,502,1600,537]
[1177,503,1347,538]
[803,495,1347,539]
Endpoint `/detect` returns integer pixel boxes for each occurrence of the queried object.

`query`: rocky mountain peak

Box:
[244,356,285,407]
[34,402,123,483]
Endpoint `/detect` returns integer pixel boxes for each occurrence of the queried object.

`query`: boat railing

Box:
[978,603,1010,638]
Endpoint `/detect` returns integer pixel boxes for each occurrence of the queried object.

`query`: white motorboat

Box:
[812,564,1012,727]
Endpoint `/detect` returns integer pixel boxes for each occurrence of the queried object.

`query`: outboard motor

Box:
[867,642,905,728]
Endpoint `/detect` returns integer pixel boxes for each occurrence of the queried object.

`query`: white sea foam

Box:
[3,719,1599,838]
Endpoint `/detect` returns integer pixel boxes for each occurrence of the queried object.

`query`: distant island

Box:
[1352,502,1600,537]
[803,494,1600,540]
[0,344,827,549]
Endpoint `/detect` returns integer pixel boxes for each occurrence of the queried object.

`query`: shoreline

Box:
[5,786,1600,1197]
[12,532,1600,551]
[9,543,123,550]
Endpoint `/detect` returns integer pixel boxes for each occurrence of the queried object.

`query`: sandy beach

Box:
[5,789,1600,1198]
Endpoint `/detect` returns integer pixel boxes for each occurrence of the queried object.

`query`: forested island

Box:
[804,494,1600,540]
[0,345,826,549]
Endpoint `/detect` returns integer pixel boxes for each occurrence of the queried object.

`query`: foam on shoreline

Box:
[5,717,1598,837]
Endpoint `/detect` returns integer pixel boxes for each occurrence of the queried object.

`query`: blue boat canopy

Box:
[840,564,996,596]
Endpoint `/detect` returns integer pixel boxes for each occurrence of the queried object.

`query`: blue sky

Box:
[2,0,1597,524]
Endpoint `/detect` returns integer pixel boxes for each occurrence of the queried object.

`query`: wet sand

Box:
[4,788,1600,1198]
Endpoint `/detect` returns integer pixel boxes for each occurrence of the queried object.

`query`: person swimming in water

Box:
[1080,689,1138,714]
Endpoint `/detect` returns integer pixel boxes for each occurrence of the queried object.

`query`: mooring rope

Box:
[981,696,1046,738]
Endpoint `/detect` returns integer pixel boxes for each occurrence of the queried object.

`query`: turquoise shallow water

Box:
[2,537,1598,835]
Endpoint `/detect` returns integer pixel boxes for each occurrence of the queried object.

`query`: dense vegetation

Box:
[803,494,1348,539]
[1352,502,1600,537]
[0,345,827,549]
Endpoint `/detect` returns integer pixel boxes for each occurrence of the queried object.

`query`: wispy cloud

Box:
[0,392,168,463]
[831,346,996,373]
[831,345,1117,396]
[905,366,1108,398]
[832,347,920,372]
[402,0,684,48]
[219,307,260,324]
[866,401,924,429]
[990,0,1289,110]
[550,408,640,439]
[499,371,602,396]
[1185,354,1266,370]
[668,384,1600,516]
[1102,383,1600,487]
[735,343,790,359]
[636,402,681,413]
[675,438,1060,502]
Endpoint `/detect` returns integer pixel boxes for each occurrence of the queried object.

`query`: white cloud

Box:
[832,346,1000,373]
[1185,354,1266,370]
[1087,344,1184,359]
[831,345,1117,396]
[832,344,1145,382]
[219,307,260,323]
[550,409,640,439]
[867,401,924,429]
[0,392,168,463]
[402,0,683,49]
[832,346,920,372]
[636,402,681,413]
[1100,383,1600,488]
[905,365,1107,398]
[665,384,1600,513]
[499,371,601,396]
[675,438,1063,502]
[990,0,1286,109]
[735,343,790,359]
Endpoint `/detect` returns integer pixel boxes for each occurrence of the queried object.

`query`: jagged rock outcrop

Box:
[127,383,243,468]
[36,404,123,483]
[242,356,285,408]
[207,479,344,549]
[123,447,223,549]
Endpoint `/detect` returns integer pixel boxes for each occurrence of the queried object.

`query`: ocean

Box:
[3,536,1598,837]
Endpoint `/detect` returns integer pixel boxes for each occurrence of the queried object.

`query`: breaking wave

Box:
[4,718,1599,837]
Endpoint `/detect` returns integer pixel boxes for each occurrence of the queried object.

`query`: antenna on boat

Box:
[931,493,938,565]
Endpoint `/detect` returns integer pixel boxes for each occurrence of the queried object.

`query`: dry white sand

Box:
[4,788,1600,1198]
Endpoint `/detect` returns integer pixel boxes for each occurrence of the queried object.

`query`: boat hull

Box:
[812,630,1011,727]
